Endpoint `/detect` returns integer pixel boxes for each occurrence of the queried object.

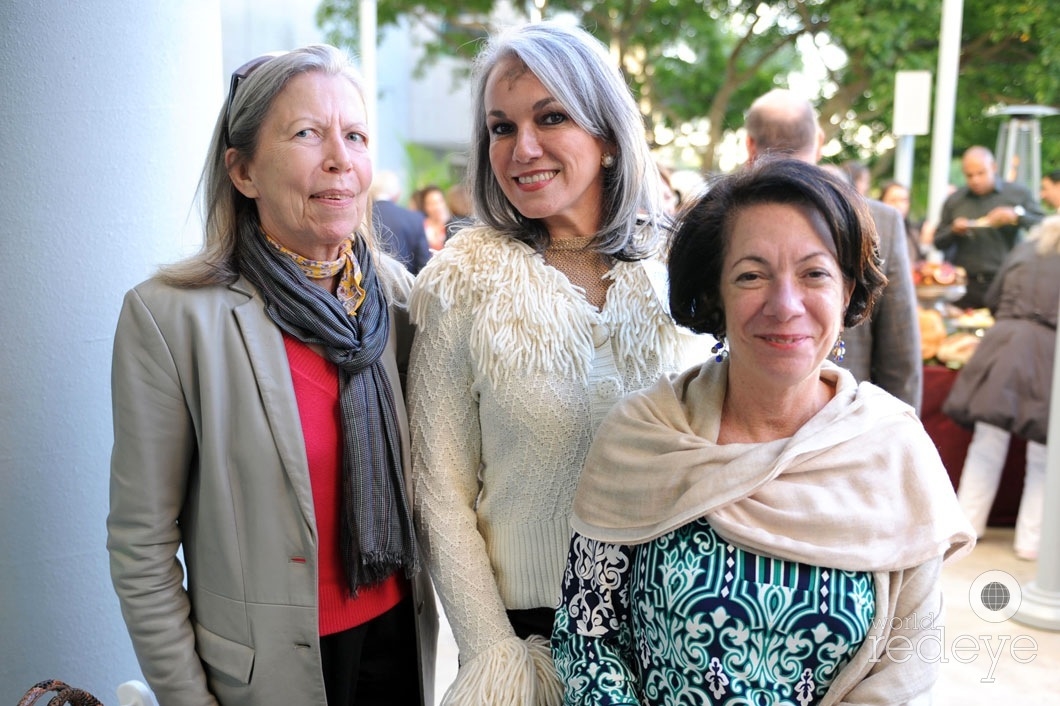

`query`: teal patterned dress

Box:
[552,518,876,705]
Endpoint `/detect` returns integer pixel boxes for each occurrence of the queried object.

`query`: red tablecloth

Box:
[921,365,1025,526]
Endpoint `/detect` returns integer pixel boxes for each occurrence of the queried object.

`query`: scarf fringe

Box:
[410,226,686,389]
[441,635,562,706]
[602,262,686,389]
[348,550,420,592]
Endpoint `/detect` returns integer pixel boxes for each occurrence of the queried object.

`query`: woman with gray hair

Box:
[945,213,1060,561]
[107,45,437,705]
[407,20,703,705]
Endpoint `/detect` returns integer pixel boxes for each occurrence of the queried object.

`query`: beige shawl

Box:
[572,360,975,572]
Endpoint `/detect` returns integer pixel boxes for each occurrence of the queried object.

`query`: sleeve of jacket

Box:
[870,202,923,413]
[931,195,959,254]
[381,254,416,382]
[106,287,220,706]
[406,282,518,664]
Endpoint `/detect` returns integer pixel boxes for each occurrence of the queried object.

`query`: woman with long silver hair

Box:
[107,45,437,706]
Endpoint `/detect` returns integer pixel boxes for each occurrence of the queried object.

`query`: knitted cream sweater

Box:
[407,226,706,703]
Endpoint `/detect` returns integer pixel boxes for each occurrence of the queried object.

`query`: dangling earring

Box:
[601,153,615,168]
[711,335,728,363]
[830,334,846,363]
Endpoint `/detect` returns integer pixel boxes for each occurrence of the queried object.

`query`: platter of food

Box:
[916,283,967,305]
[954,308,995,332]
[913,260,967,307]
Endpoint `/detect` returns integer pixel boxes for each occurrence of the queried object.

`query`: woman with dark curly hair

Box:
[553,159,974,705]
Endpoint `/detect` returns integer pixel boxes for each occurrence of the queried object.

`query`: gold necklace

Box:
[546,234,597,251]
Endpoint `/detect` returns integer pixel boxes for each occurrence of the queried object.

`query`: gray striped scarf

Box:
[239,231,418,594]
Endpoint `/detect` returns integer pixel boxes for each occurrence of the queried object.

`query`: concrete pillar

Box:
[0,1,221,701]
[1014,290,1060,631]
[927,0,963,226]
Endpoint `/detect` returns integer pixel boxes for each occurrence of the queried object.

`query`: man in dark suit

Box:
[744,88,923,413]
[370,170,430,274]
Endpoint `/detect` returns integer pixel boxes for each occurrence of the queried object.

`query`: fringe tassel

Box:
[411,226,687,390]
[604,260,684,387]
[441,635,563,706]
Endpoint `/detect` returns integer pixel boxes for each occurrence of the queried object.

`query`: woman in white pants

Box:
[945,214,1060,560]
[957,422,1046,559]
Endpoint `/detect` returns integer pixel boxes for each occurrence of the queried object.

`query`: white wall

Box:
[371,18,473,186]
[0,1,222,702]
[0,2,471,702]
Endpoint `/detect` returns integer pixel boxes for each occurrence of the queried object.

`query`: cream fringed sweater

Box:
[407,226,706,704]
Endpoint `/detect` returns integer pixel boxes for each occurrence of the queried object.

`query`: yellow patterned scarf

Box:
[263,231,367,315]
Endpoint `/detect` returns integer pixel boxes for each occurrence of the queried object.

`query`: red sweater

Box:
[283,335,408,636]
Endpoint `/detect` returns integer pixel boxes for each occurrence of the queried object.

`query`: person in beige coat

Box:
[107,45,436,706]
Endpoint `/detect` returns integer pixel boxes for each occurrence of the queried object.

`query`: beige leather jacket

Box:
[107,259,437,706]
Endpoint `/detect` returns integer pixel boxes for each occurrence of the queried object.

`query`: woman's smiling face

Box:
[721,202,852,393]
[483,56,608,239]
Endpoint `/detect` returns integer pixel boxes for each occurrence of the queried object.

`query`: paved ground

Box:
[934,527,1060,704]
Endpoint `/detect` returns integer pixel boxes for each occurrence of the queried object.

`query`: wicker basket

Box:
[17,680,103,706]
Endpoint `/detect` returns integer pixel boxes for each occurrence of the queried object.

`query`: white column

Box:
[360,0,379,166]
[1014,289,1060,630]
[0,1,221,701]
[927,0,963,225]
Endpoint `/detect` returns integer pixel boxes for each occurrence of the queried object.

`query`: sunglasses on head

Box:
[221,51,287,148]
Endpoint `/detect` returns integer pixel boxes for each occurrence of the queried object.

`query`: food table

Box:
[921,364,1025,527]
[913,265,1024,528]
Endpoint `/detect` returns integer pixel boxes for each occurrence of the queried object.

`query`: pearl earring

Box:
[601,154,615,168]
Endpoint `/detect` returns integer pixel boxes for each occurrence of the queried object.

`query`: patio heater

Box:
[986,104,1059,198]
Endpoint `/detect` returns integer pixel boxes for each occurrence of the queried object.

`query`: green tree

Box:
[948,0,1060,188]
[319,0,1060,201]
[818,0,1058,214]
[317,0,804,169]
